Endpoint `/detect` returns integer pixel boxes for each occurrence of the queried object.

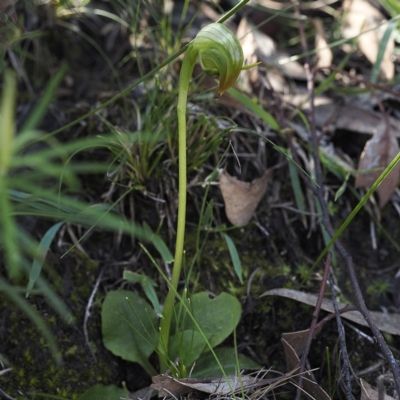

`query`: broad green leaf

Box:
[180,292,241,349]
[222,233,243,284]
[78,384,128,400]
[192,347,260,378]
[101,290,158,374]
[168,330,207,367]
[27,221,64,297]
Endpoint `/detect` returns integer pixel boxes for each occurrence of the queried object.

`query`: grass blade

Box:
[20,64,68,132]
[288,155,306,213]
[227,87,280,131]
[311,151,400,271]
[371,20,397,83]
[27,221,64,297]
[223,233,243,284]
[123,271,162,317]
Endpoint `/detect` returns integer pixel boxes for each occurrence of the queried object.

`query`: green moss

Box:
[0,254,117,398]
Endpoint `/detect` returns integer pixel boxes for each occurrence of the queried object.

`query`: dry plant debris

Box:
[281,338,331,400]
[261,288,400,336]
[360,378,397,400]
[150,371,293,398]
[312,18,333,69]
[355,121,400,207]
[219,169,272,227]
[342,0,395,81]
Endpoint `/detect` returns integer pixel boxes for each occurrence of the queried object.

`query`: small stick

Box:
[328,273,354,399]
[0,387,15,400]
[295,253,332,400]
[83,266,105,362]
[326,66,400,98]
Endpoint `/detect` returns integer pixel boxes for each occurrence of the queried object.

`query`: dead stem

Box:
[295,254,332,400]
[328,273,353,398]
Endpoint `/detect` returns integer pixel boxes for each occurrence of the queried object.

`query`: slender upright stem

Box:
[158,48,197,372]
[156,12,249,373]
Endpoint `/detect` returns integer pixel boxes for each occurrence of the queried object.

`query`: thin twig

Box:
[293,2,400,396]
[83,266,105,362]
[0,386,16,400]
[326,66,400,98]
[295,253,331,400]
[328,274,354,399]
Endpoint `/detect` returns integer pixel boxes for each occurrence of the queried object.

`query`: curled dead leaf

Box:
[355,121,400,207]
[219,169,272,227]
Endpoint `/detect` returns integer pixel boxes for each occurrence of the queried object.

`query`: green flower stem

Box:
[158,48,197,372]
[157,18,255,372]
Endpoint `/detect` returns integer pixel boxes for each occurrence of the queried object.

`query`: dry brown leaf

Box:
[128,386,154,400]
[261,288,400,336]
[360,378,396,400]
[151,373,289,397]
[237,16,306,82]
[342,0,394,81]
[312,18,333,69]
[355,121,400,207]
[281,339,331,400]
[286,94,400,139]
[219,169,272,227]
[282,324,324,358]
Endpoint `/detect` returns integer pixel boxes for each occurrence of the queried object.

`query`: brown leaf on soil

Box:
[360,378,396,400]
[287,94,400,139]
[355,121,400,207]
[342,0,394,81]
[151,373,292,398]
[261,288,400,336]
[219,169,272,227]
[281,339,331,400]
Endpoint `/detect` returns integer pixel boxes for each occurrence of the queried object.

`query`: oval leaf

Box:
[180,292,241,349]
[102,290,158,367]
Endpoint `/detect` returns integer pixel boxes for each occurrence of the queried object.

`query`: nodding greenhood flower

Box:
[190,23,245,94]
[159,22,258,372]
